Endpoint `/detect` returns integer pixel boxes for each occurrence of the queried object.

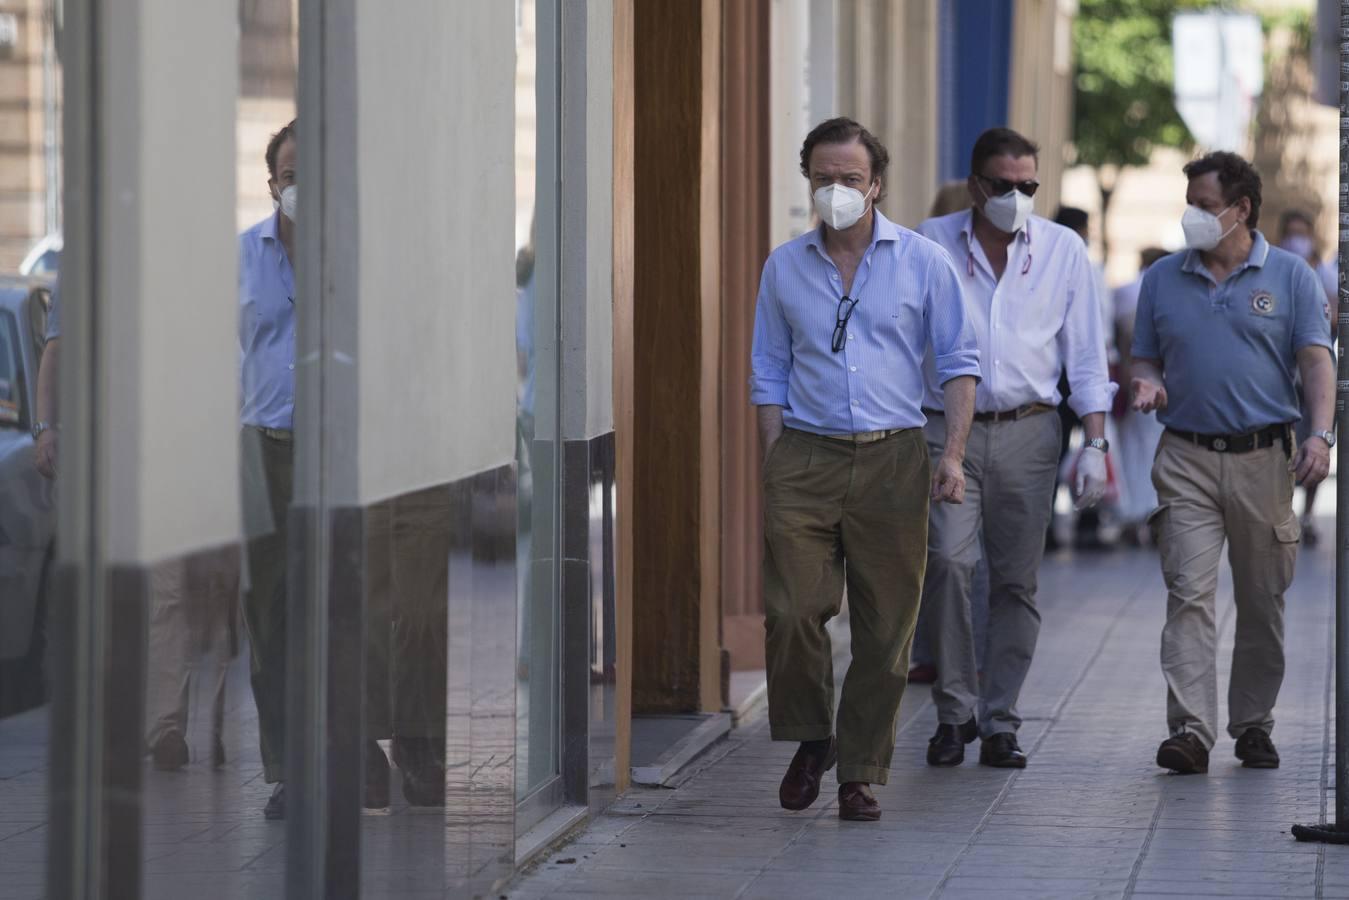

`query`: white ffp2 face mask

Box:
[277,185,297,223]
[814,182,875,231]
[1181,204,1235,251]
[979,184,1034,234]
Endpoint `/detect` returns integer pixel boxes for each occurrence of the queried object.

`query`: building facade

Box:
[12,1,1075,897]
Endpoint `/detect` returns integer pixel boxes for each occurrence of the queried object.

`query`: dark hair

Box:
[1278,208,1315,235]
[1053,206,1089,235]
[969,127,1039,176]
[1182,151,1262,229]
[1140,246,1168,270]
[799,117,890,201]
[266,118,297,180]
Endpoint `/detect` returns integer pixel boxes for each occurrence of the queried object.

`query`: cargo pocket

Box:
[1274,515,1302,545]
[1264,514,1302,594]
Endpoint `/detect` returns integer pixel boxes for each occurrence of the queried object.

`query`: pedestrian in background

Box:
[1112,247,1169,545]
[1133,152,1333,775]
[1051,205,1117,551]
[1277,208,1338,546]
[918,128,1114,770]
[751,117,979,822]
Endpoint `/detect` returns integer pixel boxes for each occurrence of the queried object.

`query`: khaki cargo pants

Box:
[762,427,930,786]
[1151,430,1300,750]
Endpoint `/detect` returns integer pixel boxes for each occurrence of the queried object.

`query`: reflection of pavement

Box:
[509,527,1345,900]
[0,553,517,900]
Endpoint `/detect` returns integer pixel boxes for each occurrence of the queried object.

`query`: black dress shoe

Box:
[778,738,837,811]
[1157,732,1208,774]
[838,782,881,821]
[263,783,285,820]
[927,717,978,767]
[1234,728,1279,769]
[979,732,1027,768]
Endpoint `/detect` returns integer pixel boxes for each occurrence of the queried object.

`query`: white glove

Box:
[1074,447,1108,510]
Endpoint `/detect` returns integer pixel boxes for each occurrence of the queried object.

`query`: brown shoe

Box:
[1157,732,1209,774]
[778,738,836,811]
[838,782,881,821]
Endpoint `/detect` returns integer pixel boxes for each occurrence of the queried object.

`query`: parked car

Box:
[0,275,55,717]
[18,232,61,277]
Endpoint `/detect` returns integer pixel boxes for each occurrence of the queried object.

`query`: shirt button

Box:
[994,360,1001,366]
[851,400,859,407]
[288,364,295,371]
[848,333,855,340]
[831,274,839,281]
[850,366,857,372]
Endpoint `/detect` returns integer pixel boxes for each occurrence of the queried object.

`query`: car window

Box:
[0,310,23,428]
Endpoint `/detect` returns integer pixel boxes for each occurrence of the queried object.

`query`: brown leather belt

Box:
[1165,423,1291,455]
[923,402,1055,424]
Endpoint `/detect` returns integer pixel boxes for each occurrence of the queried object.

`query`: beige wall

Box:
[99,0,240,564]
[1009,0,1074,218]
[835,0,938,229]
[354,0,516,505]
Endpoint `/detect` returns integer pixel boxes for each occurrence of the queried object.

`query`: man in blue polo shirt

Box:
[1132,151,1334,775]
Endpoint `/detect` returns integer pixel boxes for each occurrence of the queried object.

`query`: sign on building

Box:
[1173,11,1264,152]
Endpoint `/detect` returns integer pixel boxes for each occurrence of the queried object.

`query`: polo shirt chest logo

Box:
[1250,289,1276,316]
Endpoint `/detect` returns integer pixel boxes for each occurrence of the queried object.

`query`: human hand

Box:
[1294,436,1331,488]
[1074,447,1107,510]
[1131,377,1167,414]
[930,452,966,504]
[34,429,58,479]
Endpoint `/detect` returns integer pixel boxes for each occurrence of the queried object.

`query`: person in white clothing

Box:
[1113,247,1169,543]
[918,128,1116,770]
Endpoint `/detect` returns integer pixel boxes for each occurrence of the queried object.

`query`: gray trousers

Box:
[923,411,1060,736]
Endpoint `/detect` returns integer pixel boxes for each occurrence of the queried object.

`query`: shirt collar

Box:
[805,209,901,254]
[1182,229,1269,276]
[260,209,282,244]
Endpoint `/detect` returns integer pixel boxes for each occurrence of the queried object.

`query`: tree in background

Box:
[1072,0,1198,266]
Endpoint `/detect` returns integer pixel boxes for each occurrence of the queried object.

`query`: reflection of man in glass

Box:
[238,119,297,820]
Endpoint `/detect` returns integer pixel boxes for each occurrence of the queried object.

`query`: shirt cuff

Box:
[749,376,789,407]
[934,351,982,387]
[1067,381,1118,418]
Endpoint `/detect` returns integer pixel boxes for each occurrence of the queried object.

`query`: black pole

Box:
[1292,0,1349,844]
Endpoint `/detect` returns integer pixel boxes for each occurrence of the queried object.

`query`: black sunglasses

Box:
[831,296,859,353]
[976,174,1039,198]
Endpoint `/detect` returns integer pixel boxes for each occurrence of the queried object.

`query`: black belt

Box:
[1165,423,1291,454]
[923,403,1055,424]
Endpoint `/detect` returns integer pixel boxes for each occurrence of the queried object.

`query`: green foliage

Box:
[1072,0,1206,170]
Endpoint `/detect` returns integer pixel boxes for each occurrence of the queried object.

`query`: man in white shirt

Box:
[918,127,1115,768]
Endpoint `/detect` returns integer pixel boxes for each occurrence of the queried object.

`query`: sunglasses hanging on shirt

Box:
[831,295,859,353]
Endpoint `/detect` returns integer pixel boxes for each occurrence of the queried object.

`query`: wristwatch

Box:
[1084,437,1109,453]
[31,421,56,440]
[1313,428,1336,449]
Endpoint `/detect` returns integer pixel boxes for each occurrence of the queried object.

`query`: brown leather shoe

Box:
[838,782,881,821]
[778,738,837,811]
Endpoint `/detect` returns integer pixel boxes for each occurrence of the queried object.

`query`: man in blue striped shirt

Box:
[750,117,980,822]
